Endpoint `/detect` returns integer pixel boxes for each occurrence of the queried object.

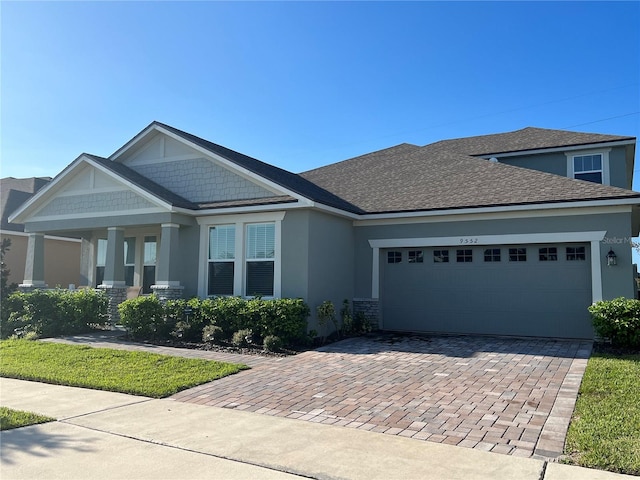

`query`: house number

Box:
[459,238,479,244]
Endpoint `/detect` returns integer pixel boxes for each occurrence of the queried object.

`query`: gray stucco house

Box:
[9,122,639,339]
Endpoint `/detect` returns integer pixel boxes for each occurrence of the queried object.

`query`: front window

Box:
[573,154,603,184]
[246,223,275,296]
[95,238,107,286]
[143,236,157,294]
[124,237,135,286]
[208,225,235,295]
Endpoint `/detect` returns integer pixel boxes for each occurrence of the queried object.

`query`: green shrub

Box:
[209,296,247,339]
[232,328,253,347]
[166,298,208,342]
[259,298,310,345]
[118,295,310,349]
[263,335,282,352]
[589,297,640,348]
[118,295,166,341]
[1,289,107,339]
[202,324,223,343]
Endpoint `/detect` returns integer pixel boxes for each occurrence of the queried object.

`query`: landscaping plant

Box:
[1,289,107,339]
[589,297,640,348]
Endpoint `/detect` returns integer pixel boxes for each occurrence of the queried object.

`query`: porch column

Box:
[151,223,184,302]
[102,227,125,286]
[19,233,47,292]
[79,238,95,287]
[98,227,127,325]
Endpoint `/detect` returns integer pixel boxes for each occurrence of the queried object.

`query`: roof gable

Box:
[9,155,180,224]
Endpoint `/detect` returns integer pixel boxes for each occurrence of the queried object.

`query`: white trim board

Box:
[368,231,607,303]
[0,230,82,243]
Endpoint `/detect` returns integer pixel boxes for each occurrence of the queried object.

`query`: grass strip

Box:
[564,352,640,476]
[0,339,248,398]
[0,407,55,430]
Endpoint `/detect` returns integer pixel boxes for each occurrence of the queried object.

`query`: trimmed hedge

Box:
[118,296,310,348]
[1,289,108,339]
[589,297,640,348]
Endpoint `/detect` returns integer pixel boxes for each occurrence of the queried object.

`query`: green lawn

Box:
[0,407,55,430]
[564,351,640,476]
[0,339,248,398]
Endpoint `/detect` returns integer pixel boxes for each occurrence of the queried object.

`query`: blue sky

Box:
[1,1,639,182]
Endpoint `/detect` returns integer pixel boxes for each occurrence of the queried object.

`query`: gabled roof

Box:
[116,122,364,213]
[10,123,640,224]
[425,127,635,157]
[83,154,197,210]
[301,135,640,214]
[1,177,51,231]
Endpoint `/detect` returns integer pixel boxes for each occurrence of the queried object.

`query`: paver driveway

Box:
[172,334,592,458]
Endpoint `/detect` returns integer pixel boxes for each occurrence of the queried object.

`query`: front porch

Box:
[20,222,187,323]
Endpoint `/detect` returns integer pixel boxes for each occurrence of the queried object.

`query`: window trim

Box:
[566,149,610,185]
[198,212,284,298]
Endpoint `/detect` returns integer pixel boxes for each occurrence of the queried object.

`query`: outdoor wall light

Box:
[606,249,617,267]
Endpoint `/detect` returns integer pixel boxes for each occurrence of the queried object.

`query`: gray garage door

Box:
[381,243,593,339]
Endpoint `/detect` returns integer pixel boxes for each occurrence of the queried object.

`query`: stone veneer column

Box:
[352,298,381,330]
[151,223,184,302]
[19,233,47,292]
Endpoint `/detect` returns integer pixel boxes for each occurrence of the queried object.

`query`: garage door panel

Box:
[381,243,593,339]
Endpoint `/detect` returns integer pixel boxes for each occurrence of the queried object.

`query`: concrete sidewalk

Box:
[1,379,634,480]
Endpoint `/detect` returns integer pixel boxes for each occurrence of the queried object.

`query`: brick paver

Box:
[51,331,591,458]
[170,334,592,458]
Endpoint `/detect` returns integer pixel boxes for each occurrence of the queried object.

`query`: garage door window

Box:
[509,248,527,262]
[539,247,558,261]
[484,248,501,262]
[433,250,449,263]
[456,249,473,263]
[566,246,586,261]
[388,251,402,264]
[408,250,423,263]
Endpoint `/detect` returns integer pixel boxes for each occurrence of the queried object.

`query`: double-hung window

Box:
[246,223,275,296]
[95,238,107,287]
[143,236,157,294]
[573,154,603,184]
[208,225,235,295]
[201,213,283,298]
[124,237,136,286]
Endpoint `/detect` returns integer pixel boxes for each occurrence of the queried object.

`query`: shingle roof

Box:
[90,123,640,215]
[300,137,640,214]
[1,177,51,231]
[153,122,364,213]
[426,127,634,157]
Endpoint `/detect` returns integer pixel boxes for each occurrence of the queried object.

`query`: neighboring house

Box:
[8,122,639,339]
[1,177,81,289]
